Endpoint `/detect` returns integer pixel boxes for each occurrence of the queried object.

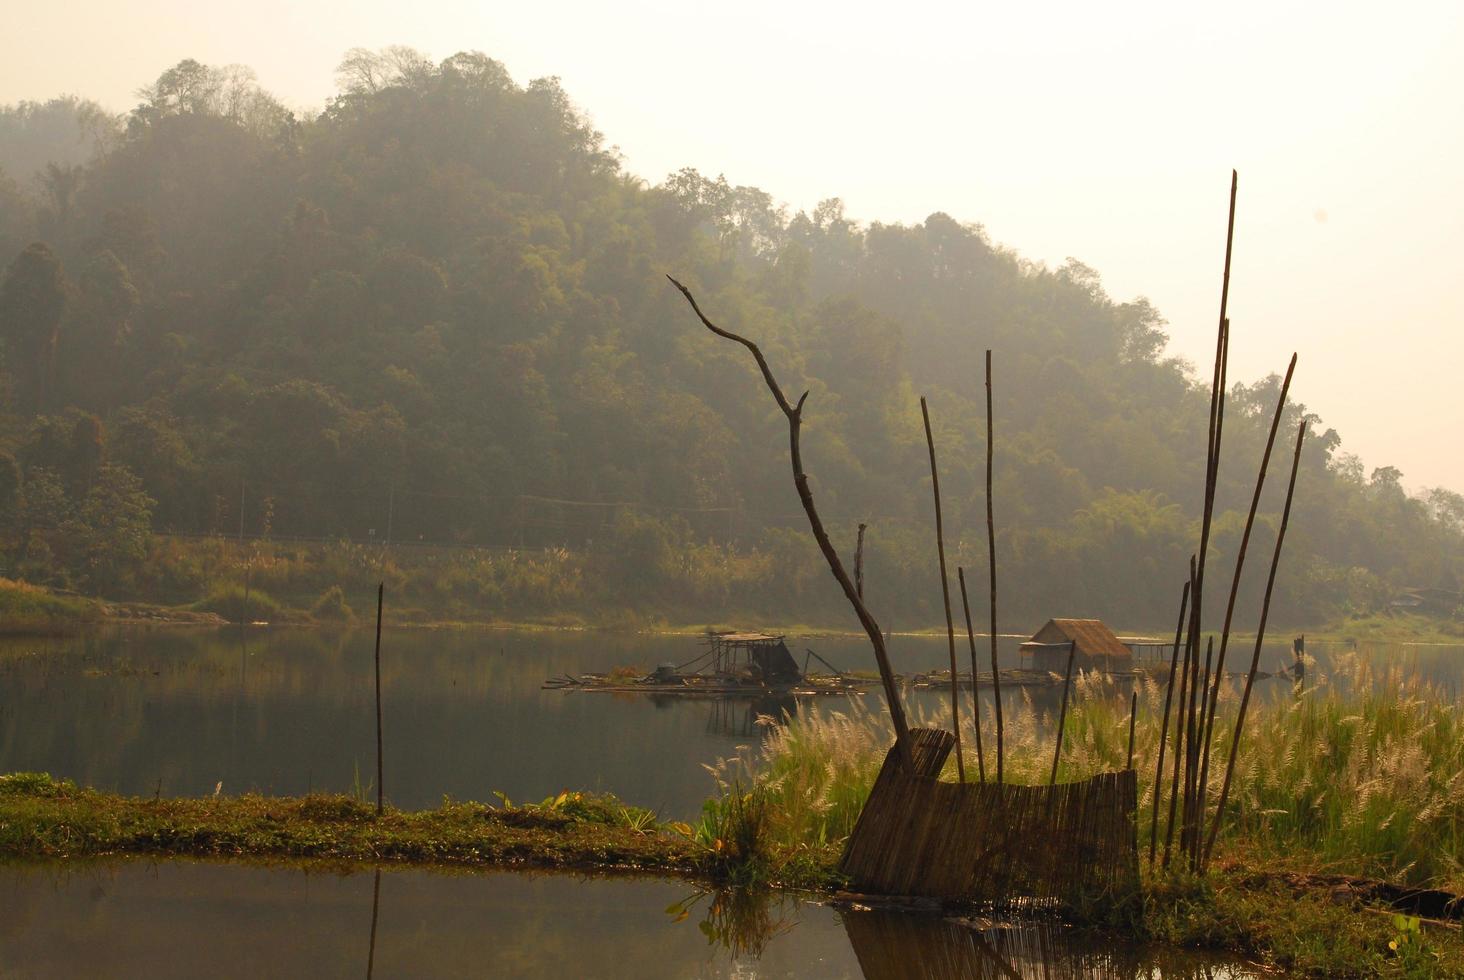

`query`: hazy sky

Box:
[5,2,1463,491]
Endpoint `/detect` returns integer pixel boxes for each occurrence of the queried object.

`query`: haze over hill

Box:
[0,49,1460,630]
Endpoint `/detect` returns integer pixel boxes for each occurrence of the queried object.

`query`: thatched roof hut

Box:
[1019,618,1132,673]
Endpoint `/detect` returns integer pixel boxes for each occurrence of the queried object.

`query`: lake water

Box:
[0,626,1450,817]
[0,861,1258,978]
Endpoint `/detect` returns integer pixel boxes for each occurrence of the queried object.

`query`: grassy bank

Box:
[0,772,1458,975]
[0,578,104,634]
[0,772,701,876]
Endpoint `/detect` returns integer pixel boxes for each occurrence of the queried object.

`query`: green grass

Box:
[0,578,102,634]
[0,773,696,875]
[1318,612,1464,644]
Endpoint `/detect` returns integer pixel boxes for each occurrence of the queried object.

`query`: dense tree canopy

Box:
[0,48,1456,628]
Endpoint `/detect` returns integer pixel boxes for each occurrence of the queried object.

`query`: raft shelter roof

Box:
[1021,618,1132,660]
[711,631,785,644]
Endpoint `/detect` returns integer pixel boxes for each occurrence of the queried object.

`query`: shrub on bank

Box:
[309,585,354,622]
[194,584,284,624]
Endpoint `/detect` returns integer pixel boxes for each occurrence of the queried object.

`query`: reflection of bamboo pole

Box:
[1205,420,1306,868]
[985,350,1003,783]
[1149,575,1190,869]
[958,567,986,783]
[1199,354,1296,858]
[922,396,964,783]
[366,868,382,979]
[670,277,912,767]
[1049,641,1077,786]
[374,582,385,816]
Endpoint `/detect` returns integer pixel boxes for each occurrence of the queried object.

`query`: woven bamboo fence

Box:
[839,728,1139,906]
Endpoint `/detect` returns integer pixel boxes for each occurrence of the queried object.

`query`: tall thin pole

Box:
[1183,172,1239,827]
[1126,689,1138,771]
[374,582,385,816]
[985,350,1003,783]
[854,523,868,600]
[958,567,986,783]
[1197,355,1297,831]
[1190,637,1214,869]
[1150,575,1190,869]
[1049,640,1077,787]
[921,396,964,783]
[1204,420,1306,868]
[1164,557,1198,867]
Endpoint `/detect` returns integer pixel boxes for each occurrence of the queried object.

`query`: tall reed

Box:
[716,657,1464,891]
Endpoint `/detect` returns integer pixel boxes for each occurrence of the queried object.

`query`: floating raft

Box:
[543,629,875,697]
[906,668,1139,690]
[541,671,874,697]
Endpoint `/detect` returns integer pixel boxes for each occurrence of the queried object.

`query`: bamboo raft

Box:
[542,630,877,697]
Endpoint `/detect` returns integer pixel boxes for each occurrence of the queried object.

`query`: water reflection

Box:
[0,861,1257,978]
[841,910,1253,980]
[0,627,1452,819]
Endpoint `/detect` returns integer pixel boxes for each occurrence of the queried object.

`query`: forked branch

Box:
[668,275,913,766]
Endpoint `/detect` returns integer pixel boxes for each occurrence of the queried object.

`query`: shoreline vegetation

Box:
[1,771,1457,977]
[1,574,1459,645]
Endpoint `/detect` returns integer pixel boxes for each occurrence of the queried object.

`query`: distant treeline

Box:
[0,48,1459,629]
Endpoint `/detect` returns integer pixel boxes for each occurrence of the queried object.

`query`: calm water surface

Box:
[0,861,1258,978]
[0,627,1450,817]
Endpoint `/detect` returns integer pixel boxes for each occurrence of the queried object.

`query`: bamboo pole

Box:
[854,522,868,600]
[1049,640,1077,787]
[1164,557,1198,867]
[958,566,986,783]
[1204,419,1306,868]
[1183,172,1239,827]
[985,349,1003,783]
[1149,575,1191,869]
[1190,636,1214,869]
[1196,355,1297,843]
[922,396,965,782]
[1126,689,1138,771]
[670,276,912,767]
[374,582,385,816]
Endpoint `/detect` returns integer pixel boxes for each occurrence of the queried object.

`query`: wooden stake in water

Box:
[921,396,964,783]
[1049,640,1077,787]
[374,582,385,816]
[958,566,986,783]
[985,349,1003,783]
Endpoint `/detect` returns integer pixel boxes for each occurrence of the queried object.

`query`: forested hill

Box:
[0,49,1459,630]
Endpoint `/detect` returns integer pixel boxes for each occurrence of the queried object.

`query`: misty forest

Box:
[1,48,1457,633]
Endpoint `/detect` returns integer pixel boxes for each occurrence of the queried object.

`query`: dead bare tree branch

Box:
[668,275,912,766]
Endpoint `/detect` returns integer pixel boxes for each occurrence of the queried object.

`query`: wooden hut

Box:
[1019,618,1132,673]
